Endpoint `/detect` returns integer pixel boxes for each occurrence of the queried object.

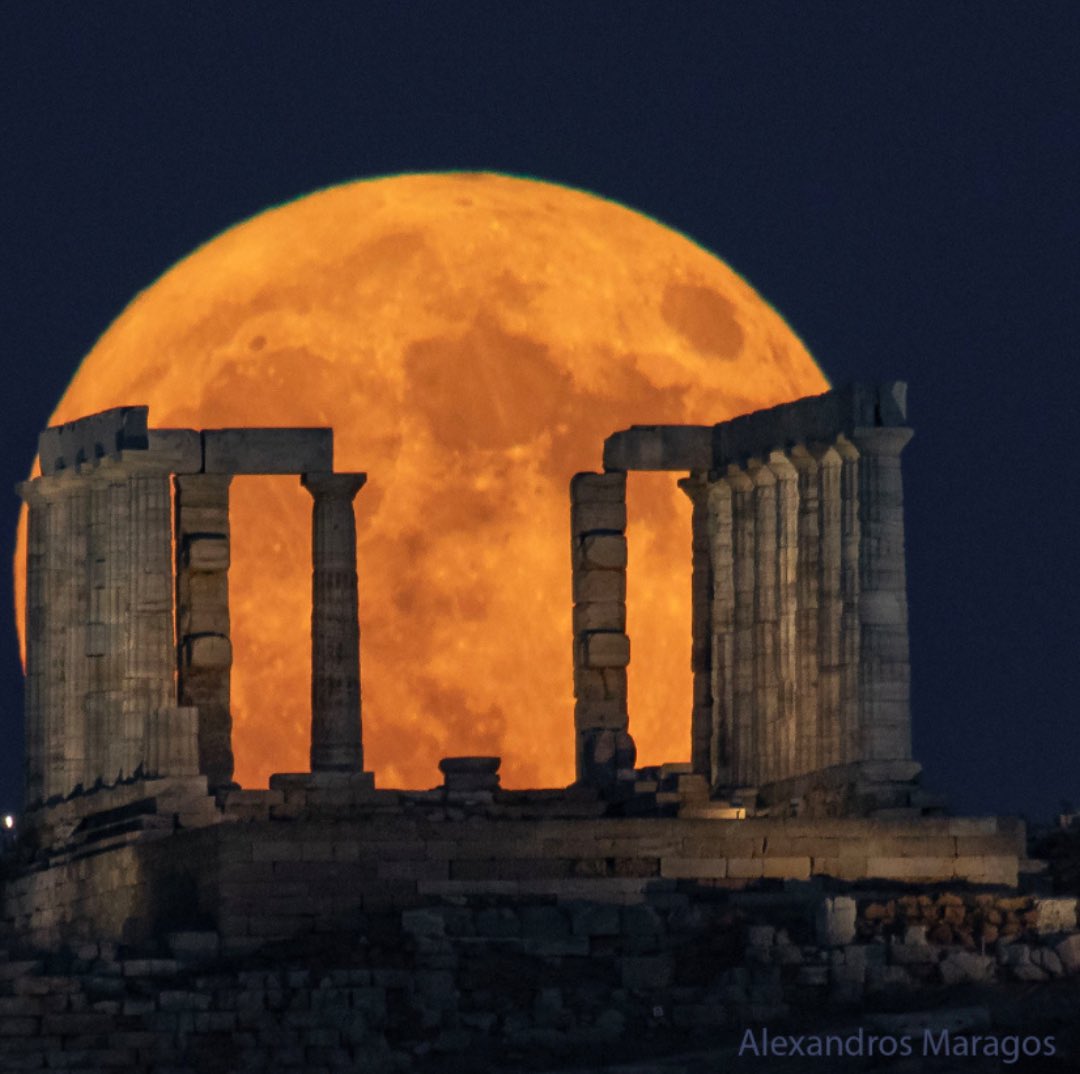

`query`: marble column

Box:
[570,471,633,789]
[302,472,367,773]
[678,472,713,779]
[850,425,915,761]
[835,436,862,764]
[84,473,131,785]
[705,475,734,789]
[728,466,757,787]
[748,460,779,785]
[767,451,799,782]
[811,445,843,769]
[64,480,91,792]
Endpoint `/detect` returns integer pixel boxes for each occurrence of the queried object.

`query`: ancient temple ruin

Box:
[573,381,919,815]
[2,385,1027,958]
[18,408,370,807]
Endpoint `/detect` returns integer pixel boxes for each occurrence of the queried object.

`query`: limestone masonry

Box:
[1,386,1054,1070]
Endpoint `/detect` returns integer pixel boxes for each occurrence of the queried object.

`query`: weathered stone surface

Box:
[202,427,332,473]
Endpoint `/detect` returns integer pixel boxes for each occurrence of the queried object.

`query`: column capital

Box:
[849,426,914,457]
[676,470,710,503]
[301,472,367,499]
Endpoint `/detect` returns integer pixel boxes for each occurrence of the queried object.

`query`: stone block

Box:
[572,700,628,731]
[1034,896,1077,934]
[603,425,712,471]
[866,856,953,881]
[816,896,856,946]
[660,857,727,880]
[572,601,626,633]
[184,634,232,669]
[761,857,812,880]
[184,535,230,572]
[580,632,630,668]
[575,534,627,570]
[571,501,627,534]
[952,856,1018,886]
[572,569,626,603]
[203,427,332,474]
[570,472,626,502]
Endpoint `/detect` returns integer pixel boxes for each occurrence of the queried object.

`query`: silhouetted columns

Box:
[767,451,799,781]
[835,437,863,764]
[570,471,634,790]
[747,459,779,785]
[705,475,734,789]
[811,445,843,769]
[790,447,822,773]
[175,474,234,789]
[678,472,713,779]
[302,472,367,773]
[850,425,915,761]
[727,466,757,787]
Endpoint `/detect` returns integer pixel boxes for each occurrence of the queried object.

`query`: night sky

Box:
[1,4,1076,822]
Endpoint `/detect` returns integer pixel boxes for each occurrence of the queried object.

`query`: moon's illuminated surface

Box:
[15,173,828,790]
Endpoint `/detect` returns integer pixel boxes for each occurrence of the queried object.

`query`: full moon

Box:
[15,173,828,790]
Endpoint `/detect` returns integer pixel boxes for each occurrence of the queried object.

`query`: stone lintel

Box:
[38,406,149,475]
[602,425,712,471]
[712,382,908,469]
[203,428,333,474]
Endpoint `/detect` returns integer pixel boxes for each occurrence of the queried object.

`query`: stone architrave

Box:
[849,425,915,761]
[302,472,367,773]
[678,472,713,780]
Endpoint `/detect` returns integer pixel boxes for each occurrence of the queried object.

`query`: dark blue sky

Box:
[1,4,1077,820]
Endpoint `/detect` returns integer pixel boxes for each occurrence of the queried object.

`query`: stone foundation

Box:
[2,782,1023,954]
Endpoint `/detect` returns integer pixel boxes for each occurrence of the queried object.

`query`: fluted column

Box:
[790,447,821,773]
[849,425,915,761]
[835,437,862,764]
[705,475,734,789]
[747,459,779,785]
[767,451,799,782]
[811,445,843,769]
[678,472,713,779]
[728,466,757,787]
[302,472,367,772]
[64,481,91,792]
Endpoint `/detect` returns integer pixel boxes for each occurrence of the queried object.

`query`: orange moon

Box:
[15,173,828,790]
